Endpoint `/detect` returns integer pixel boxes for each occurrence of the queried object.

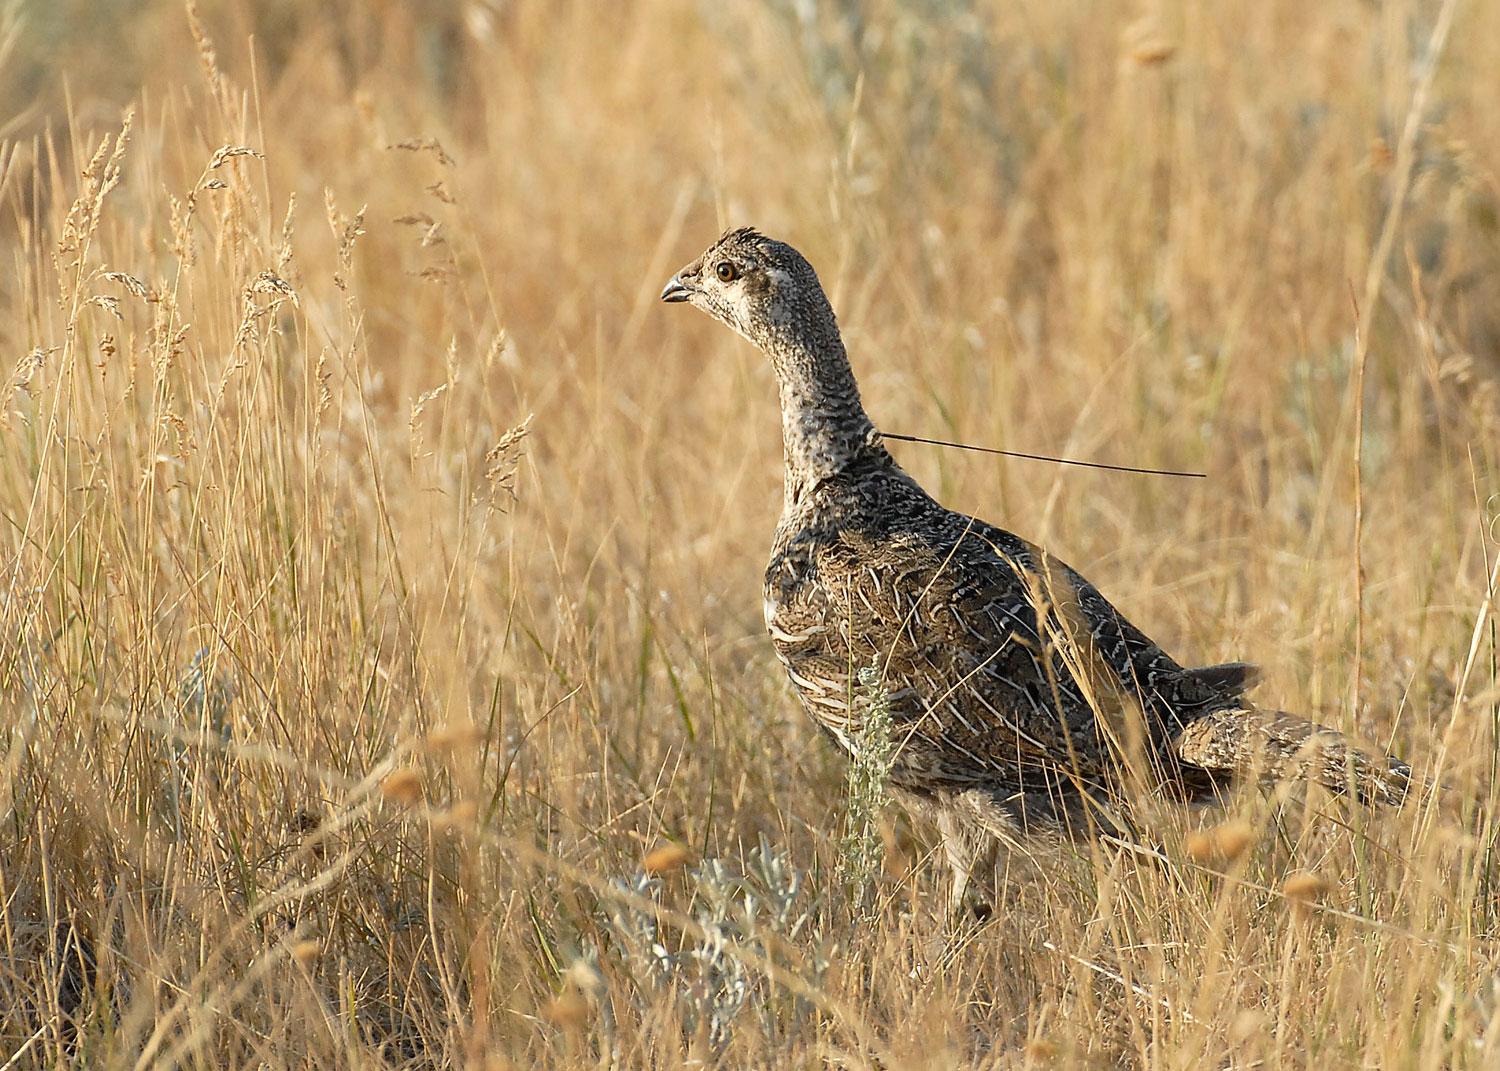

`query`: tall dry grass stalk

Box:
[0,0,1497,1067]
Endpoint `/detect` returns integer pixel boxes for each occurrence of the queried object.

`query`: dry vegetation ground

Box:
[0,0,1498,1066]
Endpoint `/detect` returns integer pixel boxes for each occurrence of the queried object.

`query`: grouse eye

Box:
[715,261,738,282]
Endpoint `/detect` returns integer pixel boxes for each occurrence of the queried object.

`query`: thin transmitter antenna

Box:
[882,431,1207,480]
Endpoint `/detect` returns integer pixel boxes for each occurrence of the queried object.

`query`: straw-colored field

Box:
[2,0,1498,1066]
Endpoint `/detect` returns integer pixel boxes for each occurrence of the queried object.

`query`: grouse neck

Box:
[765,326,883,503]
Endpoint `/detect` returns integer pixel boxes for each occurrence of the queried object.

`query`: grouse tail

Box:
[1173,706,1412,806]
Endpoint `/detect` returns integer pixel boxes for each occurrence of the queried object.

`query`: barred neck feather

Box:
[766,322,885,502]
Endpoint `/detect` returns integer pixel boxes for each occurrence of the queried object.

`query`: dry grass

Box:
[0,0,1498,1066]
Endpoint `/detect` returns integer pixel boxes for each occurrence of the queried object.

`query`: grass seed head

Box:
[1122,14,1177,67]
[642,841,692,874]
[381,768,424,806]
[541,990,589,1032]
[290,939,320,967]
[544,960,604,1032]
[1024,1037,1058,1063]
[1281,869,1330,905]
[431,800,478,833]
[1186,819,1256,862]
[426,721,488,754]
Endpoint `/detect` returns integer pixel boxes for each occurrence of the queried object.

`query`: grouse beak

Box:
[660,275,693,303]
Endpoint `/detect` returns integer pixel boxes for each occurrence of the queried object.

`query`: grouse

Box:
[661,226,1411,910]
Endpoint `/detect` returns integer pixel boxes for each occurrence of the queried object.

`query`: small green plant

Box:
[837,656,896,911]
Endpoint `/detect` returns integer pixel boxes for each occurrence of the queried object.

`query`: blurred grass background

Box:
[0,0,1497,1066]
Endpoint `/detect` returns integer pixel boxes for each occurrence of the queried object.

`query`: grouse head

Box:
[660,227,838,354]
